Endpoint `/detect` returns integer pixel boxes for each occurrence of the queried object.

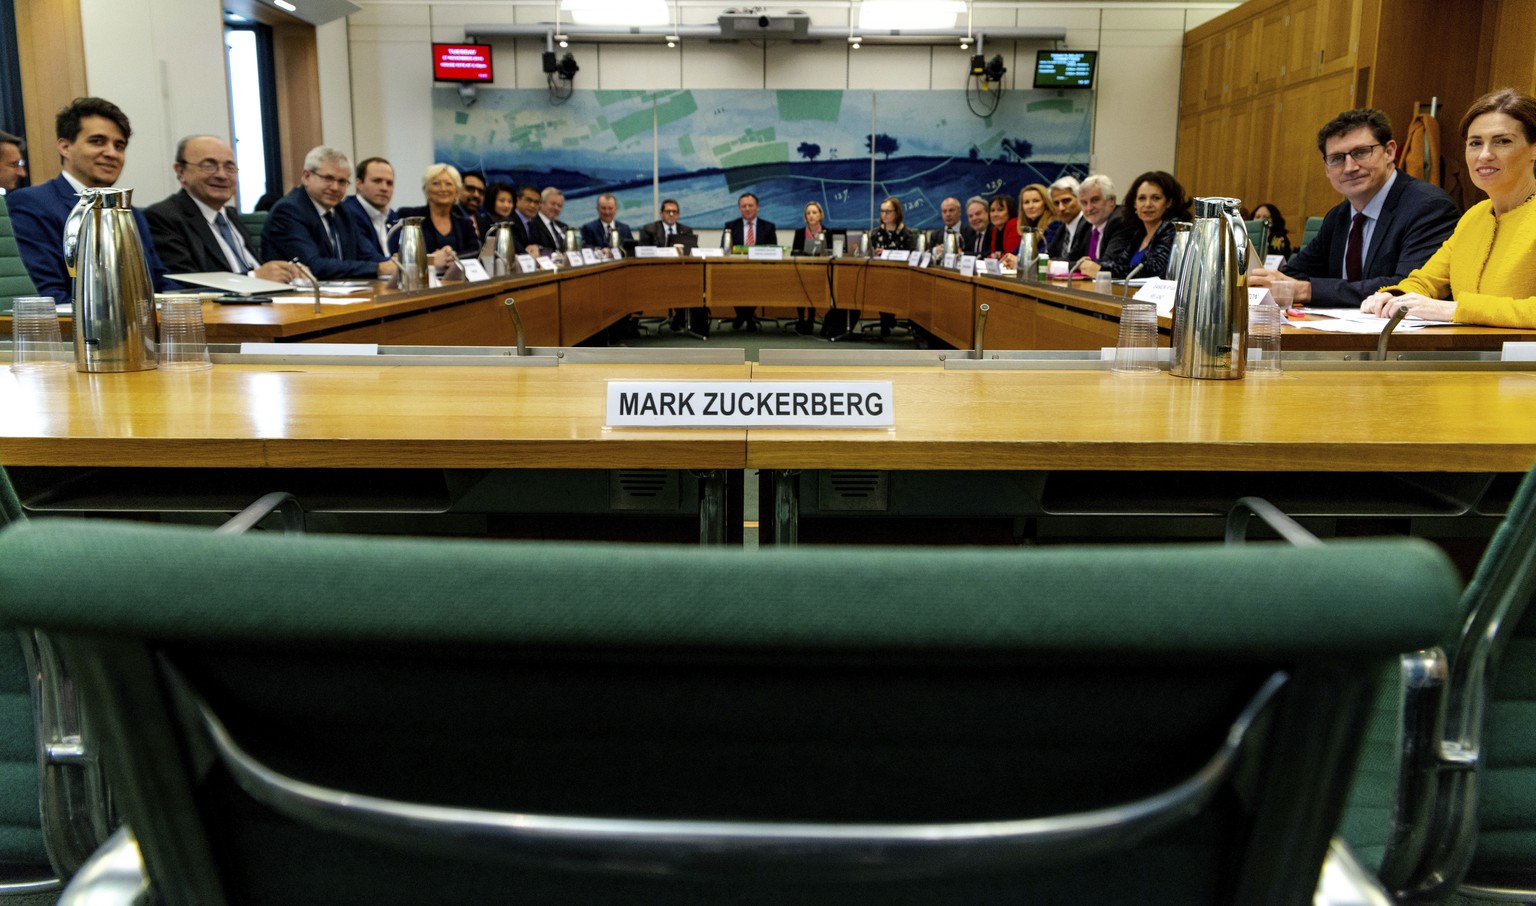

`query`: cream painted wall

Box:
[340,2,1239,206]
[79,0,231,204]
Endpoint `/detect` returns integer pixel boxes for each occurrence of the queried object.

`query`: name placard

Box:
[634,245,658,258]
[652,246,681,257]
[515,254,537,273]
[959,255,977,277]
[581,248,600,265]
[536,256,558,271]
[978,258,1001,276]
[606,381,894,428]
[458,259,490,282]
[1132,278,1178,305]
[747,246,785,261]
[691,247,725,258]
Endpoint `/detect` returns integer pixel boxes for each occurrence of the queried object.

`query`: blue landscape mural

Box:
[434,88,1092,232]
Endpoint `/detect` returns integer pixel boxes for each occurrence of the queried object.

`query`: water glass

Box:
[158,296,213,371]
[1247,300,1284,376]
[9,296,73,373]
[1112,301,1159,374]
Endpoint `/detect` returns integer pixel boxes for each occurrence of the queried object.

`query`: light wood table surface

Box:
[0,362,748,469]
[745,365,1536,473]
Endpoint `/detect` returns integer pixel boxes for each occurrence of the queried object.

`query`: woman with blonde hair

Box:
[1016,183,1052,236]
[395,163,482,266]
[1362,88,1536,327]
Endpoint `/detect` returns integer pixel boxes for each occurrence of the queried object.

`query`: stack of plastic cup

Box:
[9,296,73,373]
[1112,301,1159,374]
[157,296,213,372]
[1247,300,1284,376]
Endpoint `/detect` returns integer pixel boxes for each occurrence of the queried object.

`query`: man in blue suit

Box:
[1251,107,1459,307]
[722,192,778,331]
[338,157,398,259]
[579,193,634,253]
[8,96,173,305]
[261,145,397,281]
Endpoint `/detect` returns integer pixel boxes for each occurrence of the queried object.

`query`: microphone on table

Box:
[1119,263,1146,298]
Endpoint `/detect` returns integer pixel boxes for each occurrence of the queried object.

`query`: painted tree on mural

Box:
[797,142,822,161]
[866,133,900,159]
[1000,138,1033,162]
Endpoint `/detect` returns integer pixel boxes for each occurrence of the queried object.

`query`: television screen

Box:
[1034,50,1097,89]
[433,43,494,82]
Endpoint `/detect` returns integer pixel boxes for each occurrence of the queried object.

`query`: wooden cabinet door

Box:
[1317,0,1359,77]
[1181,39,1207,112]
[1255,6,1289,95]
[1285,0,1320,85]
[1228,18,1259,102]
[1245,93,1282,208]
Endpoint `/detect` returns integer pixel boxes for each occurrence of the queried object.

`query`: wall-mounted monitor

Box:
[1034,50,1097,89]
[433,43,494,83]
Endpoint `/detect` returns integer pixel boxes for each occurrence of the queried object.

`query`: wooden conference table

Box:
[3,355,1534,547]
[12,257,1525,352]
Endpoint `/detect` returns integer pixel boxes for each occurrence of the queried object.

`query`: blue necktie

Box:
[214,212,251,272]
[323,210,341,256]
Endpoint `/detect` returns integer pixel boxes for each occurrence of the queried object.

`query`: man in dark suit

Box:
[579,193,635,251]
[261,145,396,281]
[925,196,975,255]
[0,129,26,192]
[339,157,398,259]
[637,199,707,335]
[722,192,777,330]
[145,135,300,282]
[1252,107,1459,307]
[9,96,174,305]
[525,187,570,255]
[460,171,493,237]
[506,184,543,254]
[1070,174,1130,271]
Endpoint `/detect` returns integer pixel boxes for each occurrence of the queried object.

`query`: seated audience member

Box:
[869,196,914,337]
[964,196,991,257]
[340,157,398,259]
[579,193,634,251]
[723,192,777,331]
[1250,107,1459,306]
[1097,170,1190,279]
[981,193,1019,259]
[0,129,26,191]
[145,135,299,282]
[486,183,516,221]
[1362,88,1536,327]
[506,184,543,253]
[1017,183,1053,236]
[639,199,707,335]
[262,146,396,280]
[790,200,829,335]
[527,187,570,254]
[9,96,173,304]
[1046,177,1090,261]
[460,170,492,235]
[1071,175,1131,278]
[395,163,483,263]
[1044,175,1082,249]
[1251,202,1293,259]
[926,196,974,252]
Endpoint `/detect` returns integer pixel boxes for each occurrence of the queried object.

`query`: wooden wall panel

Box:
[272,24,322,190]
[13,0,87,182]
[1484,0,1536,96]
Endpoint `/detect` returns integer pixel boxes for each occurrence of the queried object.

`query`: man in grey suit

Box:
[145,135,300,282]
[1251,107,1458,307]
[925,197,975,253]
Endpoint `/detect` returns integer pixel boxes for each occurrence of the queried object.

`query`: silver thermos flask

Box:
[1170,197,1250,380]
[63,187,158,372]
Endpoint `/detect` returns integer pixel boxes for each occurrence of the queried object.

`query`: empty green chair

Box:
[237,211,266,261]
[0,522,1458,905]
[1338,464,1536,901]
[0,195,41,313]
[1300,215,1325,252]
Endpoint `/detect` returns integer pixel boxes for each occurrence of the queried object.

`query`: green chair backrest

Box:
[1301,215,1324,250]
[1244,217,1270,256]
[0,195,42,313]
[0,522,1459,906]
[238,211,267,261]
[0,467,46,870]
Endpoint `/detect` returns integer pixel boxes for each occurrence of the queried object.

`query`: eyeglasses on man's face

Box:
[1323,143,1384,169]
[306,171,347,186]
[182,159,239,176]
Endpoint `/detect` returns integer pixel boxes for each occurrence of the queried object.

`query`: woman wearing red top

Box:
[984,194,1020,259]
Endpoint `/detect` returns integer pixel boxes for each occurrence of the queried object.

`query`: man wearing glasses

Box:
[9,96,175,304]
[146,135,300,282]
[261,145,397,280]
[1251,107,1457,307]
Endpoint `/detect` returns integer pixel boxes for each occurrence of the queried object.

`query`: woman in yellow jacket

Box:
[1361,88,1536,326]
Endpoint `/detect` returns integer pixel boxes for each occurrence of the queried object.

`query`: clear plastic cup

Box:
[9,296,73,373]
[1093,272,1113,294]
[1112,301,1159,374]
[1248,300,1284,376]
[1269,280,1295,309]
[157,296,213,372]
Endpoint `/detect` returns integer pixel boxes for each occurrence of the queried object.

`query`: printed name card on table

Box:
[958,255,977,277]
[1264,254,1284,269]
[652,246,680,257]
[458,259,490,282]
[1131,278,1179,318]
[1502,342,1536,362]
[691,247,725,258]
[606,381,894,428]
[239,342,379,356]
[536,256,558,272]
[634,246,658,258]
[1247,287,1275,306]
[515,254,537,273]
[581,249,600,265]
[881,250,908,262]
[978,258,1002,276]
[747,246,785,261]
